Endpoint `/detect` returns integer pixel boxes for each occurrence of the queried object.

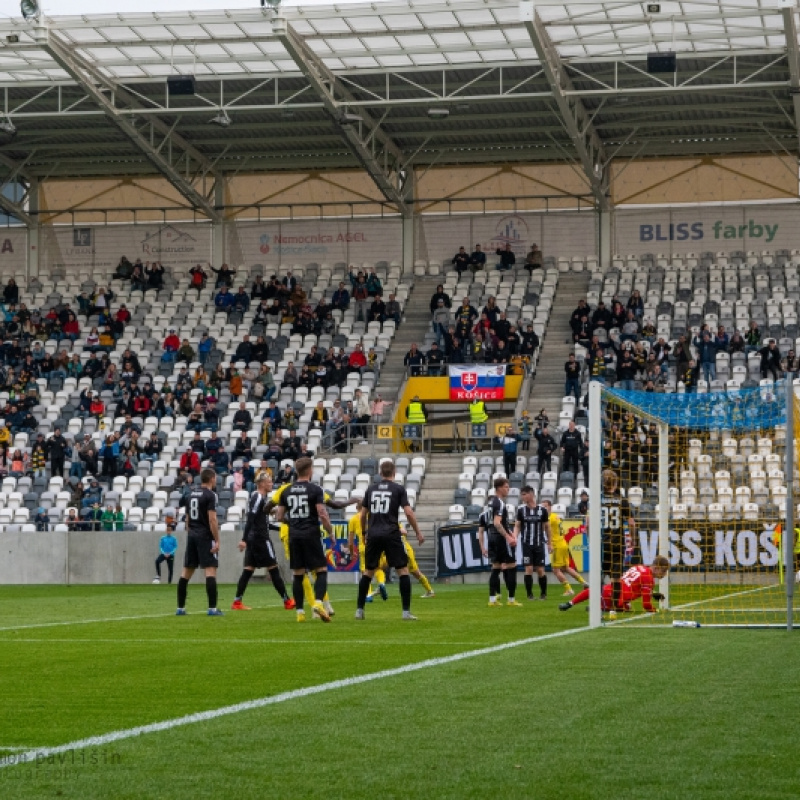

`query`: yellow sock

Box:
[302,574,315,608]
[419,574,432,592]
[375,568,386,585]
[323,592,330,602]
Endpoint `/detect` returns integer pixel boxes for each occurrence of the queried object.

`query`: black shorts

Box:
[289,536,327,572]
[602,536,625,577]
[244,537,278,570]
[365,535,408,571]
[488,532,516,566]
[522,543,546,568]
[184,534,218,570]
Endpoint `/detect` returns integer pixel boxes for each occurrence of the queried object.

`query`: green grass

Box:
[0,583,798,799]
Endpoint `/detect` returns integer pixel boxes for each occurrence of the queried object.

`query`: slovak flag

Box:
[449,364,506,400]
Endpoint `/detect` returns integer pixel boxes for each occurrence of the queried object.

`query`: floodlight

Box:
[427,108,450,119]
[20,0,40,20]
[260,0,281,9]
[209,111,232,127]
[0,117,16,136]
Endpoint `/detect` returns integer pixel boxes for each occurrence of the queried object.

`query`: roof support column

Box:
[33,23,221,222]
[598,206,612,270]
[212,177,225,268]
[782,4,800,156]
[27,178,39,279]
[520,0,611,212]
[273,14,409,215]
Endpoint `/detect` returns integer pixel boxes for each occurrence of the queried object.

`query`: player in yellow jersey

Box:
[348,509,434,600]
[347,503,387,602]
[396,526,435,598]
[542,499,586,596]
[267,480,354,617]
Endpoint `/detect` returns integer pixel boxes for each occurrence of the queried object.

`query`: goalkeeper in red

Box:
[558,556,670,615]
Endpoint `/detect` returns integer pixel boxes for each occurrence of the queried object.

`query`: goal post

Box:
[588,377,797,629]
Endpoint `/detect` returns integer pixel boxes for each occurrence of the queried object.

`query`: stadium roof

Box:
[0,0,798,218]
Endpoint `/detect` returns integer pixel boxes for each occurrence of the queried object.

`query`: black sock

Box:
[269,568,288,600]
[154,558,161,578]
[235,569,253,600]
[314,571,328,602]
[538,575,548,598]
[489,568,501,597]
[357,574,372,609]
[205,576,218,609]
[524,574,534,597]
[167,559,174,583]
[177,576,188,608]
[292,574,305,611]
[503,567,517,599]
[612,579,622,609]
[399,574,411,612]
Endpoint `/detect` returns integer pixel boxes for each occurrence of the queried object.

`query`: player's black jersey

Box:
[280,481,325,539]
[517,504,549,547]
[363,480,408,538]
[244,491,270,543]
[478,506,492,529]
[187,487,218,539]
[487,495,508,536]
[601,494,630,535]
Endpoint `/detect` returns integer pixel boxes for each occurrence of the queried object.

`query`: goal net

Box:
[587,379,798,628]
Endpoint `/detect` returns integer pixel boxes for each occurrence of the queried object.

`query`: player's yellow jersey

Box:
[549,513,565,546]
[349,514,365,570]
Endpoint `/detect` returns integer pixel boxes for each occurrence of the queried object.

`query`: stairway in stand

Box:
[373,276,443,404]
[525,271,591,423]
[407,451,464,578]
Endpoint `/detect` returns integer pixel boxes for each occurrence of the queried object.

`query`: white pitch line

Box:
[0,625,590,769]
[0,638,496,646]
[0,605,283,633]
[606,584,783,627]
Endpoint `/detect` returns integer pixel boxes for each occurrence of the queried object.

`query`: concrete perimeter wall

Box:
[0,529,360,585]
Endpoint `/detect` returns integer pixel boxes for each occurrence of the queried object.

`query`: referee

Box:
[513,486,550,601]
[231,473,295,611]
[176,467,223,616]
[356,459,424,621]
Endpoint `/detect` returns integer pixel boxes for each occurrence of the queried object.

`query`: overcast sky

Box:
[0,0,376,18]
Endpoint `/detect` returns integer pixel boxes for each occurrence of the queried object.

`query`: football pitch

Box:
[0,583,798,800]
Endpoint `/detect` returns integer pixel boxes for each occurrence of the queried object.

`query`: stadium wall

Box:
[0,529,288,585]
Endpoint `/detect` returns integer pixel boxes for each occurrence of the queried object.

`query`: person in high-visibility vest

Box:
[406,396,427,424]
[469,397,488,425]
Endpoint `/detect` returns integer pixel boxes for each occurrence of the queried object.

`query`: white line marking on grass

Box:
[606,585,782,627]
[0,625,590,768]
[0,605,283,633]
[0,747,38,751]
[0,638,497,646]
[672,584,777,610]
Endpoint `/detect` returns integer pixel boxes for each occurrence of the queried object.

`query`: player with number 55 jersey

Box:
[356,459,425,621]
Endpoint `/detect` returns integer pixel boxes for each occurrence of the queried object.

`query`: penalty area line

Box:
[0,625,590,769]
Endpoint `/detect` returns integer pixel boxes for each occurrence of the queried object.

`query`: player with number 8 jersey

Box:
[176,467,223,616]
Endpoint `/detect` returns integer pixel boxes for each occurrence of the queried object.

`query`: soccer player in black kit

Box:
[482,477,520,607]
[176,467,223,616]
[275,457,333,623]
[600,468,636,583]
[355,459,425,621]
[513,486,550,600]
[231,472,296,611]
